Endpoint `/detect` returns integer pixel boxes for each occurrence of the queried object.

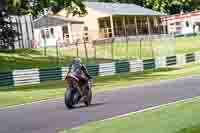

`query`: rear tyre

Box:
[84,89,92,106]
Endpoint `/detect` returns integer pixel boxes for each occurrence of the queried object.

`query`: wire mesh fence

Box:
[92,34,176,60]
[31,18,176,64]
[34,27,176,64]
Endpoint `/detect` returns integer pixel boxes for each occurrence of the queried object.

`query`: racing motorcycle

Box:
[64,72,92,109]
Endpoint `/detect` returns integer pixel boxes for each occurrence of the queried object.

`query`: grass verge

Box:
[0,36,200,72]
[62,96,200,133]
[0,62,200,107]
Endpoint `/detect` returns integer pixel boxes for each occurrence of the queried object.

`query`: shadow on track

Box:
[69,102,107,110]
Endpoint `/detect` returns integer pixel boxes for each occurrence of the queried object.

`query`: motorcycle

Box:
[64,72,92,109]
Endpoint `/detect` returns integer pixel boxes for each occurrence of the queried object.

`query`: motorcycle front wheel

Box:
[64,88,76,109]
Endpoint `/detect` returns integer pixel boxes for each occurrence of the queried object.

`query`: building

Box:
[57,2,166,40]
[5,15,34,49]
[33,15,84,47]
[161,10,200,36]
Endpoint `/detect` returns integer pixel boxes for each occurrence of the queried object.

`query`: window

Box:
[186,21,190,27]
[62,26,69,34]
[41,30,45,39]
[50,28,54,37]
[45,30,50,38]
[83,26,88,31]
[176,22,181,25]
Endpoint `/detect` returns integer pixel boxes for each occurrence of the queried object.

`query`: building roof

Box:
[84,2,167,16]
[33,15,84,29]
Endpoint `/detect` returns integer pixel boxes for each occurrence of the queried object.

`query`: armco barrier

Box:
[195,52,200,62]
[39,68,62,82]
[0,52,199,87]
[166,56,177,66]
[176,54,186,65]
[86,64,99,77]
[186,53,195,63]
[61,67,69,80]
[115,61,129,73]
[0,72,13,87]
[155,57,166,68]
[129,60,144,72]
[99,63,116,76]
[143,59,155,69]
[13,69,40,86]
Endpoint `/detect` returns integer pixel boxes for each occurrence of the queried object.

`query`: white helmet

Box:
[73,58,81,65]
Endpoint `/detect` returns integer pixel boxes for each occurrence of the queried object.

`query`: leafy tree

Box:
[0,0,87,50]
[98,0,200,14]
[0,8,18,50]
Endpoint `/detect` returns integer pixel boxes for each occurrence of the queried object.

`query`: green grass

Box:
[176,36,200,54]
[177,124,200,133]
[95,36,200,60]
[62,96,200,133]
[1,62,200,107]
[0,36,200,72]
[0,49,112,72]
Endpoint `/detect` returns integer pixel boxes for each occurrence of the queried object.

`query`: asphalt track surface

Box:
[1,75,200,133]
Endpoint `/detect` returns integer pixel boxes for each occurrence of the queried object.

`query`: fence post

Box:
[111,38,114,60]
[56,42,59,66]
[93,40,97,60]
[150,38,154,59]
[83,39,88,61]
[76,39,79,57]
[139,39,142,59]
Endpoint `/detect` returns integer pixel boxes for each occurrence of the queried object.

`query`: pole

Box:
[76,39,79,57]
[150,39,154,59]
[140,39,142,59]
[147,16,151,35]
[83,39,88,61]
[18,16,24,48]
[24,16,30,48]
[135,16,138,35]
[44,8,50,56]
[44,11,48,56]
[56,42,59,66]
[111,39,114,59]
[110,16,115,38]
[123,16,129,59]
[15,17,21,48]
[93,40,97,60]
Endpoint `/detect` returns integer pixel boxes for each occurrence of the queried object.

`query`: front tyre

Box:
[64,88,74,109]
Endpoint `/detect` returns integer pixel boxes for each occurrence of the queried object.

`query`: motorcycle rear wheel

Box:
[84,89,92,106]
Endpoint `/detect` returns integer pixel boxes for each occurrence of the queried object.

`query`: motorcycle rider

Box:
[67,58,92,97]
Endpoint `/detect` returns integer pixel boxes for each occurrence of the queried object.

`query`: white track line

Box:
[0,97,63,111]
[71,96,200,130]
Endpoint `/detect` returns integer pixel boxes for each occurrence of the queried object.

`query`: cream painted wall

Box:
[57,7,110,41]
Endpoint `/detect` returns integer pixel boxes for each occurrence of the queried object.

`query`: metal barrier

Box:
[143,59,155,70]
[39,68,62,82]
[186,53,195,63]
[166,56,177,66]
[0,72,13,87]
[13,69,40,86]
[115,61,129,73]
[86,64,99,77]
[0,52,200,88]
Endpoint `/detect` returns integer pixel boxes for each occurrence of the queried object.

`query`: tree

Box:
[98,0,200,14]
[0,0,87,50]
[0,8,18,50]
[116,0,144,6]
[3,0,87,16]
